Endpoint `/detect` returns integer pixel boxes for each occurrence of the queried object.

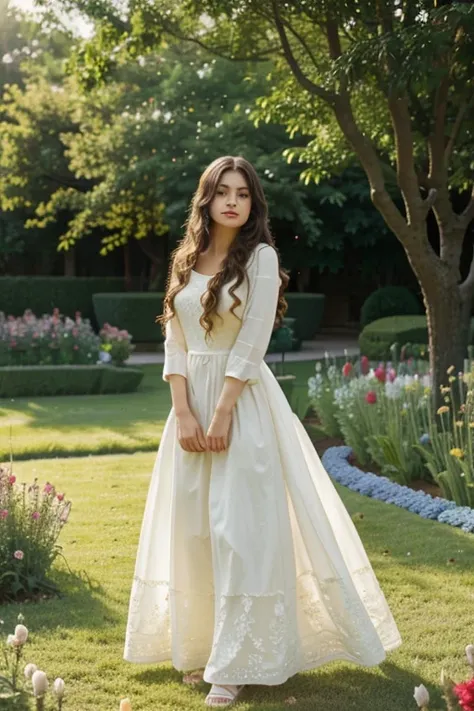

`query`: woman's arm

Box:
[162,315,191,416]
[215,244,280,413]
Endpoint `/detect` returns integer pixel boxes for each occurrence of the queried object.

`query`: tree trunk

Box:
[64,248,76,276]
[424,282,470,407]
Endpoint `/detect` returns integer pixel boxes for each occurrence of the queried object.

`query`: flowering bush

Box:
[0,309,100,366]
[0,463,72,604]
[99,323,135,366]
[0,309,135,368]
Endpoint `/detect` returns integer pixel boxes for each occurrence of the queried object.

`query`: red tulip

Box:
[365,391,377,405]
[342,362,353,377]
[454,679,474,711]
[374,366,386,383]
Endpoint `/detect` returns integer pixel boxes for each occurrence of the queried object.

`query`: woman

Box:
[123,156,402,707]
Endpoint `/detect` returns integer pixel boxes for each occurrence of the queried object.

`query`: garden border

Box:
[0,365,144,397]
[322,445,474,533]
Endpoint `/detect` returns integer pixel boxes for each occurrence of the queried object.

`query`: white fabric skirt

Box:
[123,353,402,685]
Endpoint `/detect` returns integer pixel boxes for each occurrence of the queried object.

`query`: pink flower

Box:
[33,332,39,339]
[43,482,54,495]
[72,329,78,337]
[14,550,24,560]
[365,391,377,405]
[387,368,397,382]
[75,311,81,319]
[360,355,370,375]
[342,362,353,377]
[73,345,79,351]
[0,509,8,520]
[56,493,64,501]
[31,511,40,520]
[10,341,17,348]
[8,475,16,484]
[374,366,386,383]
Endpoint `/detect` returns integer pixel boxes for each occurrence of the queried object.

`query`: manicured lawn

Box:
[0,361,319,461]
[1,451,472,710]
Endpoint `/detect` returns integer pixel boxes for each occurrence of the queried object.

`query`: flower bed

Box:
[0,310,143,396]
[322,446,474,534]
[308,356,474,508]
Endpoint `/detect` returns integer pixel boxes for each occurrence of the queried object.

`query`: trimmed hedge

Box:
[93,293,165,343]
[0,365,144,397]
[360,285,422,328]
[93,291,324,344]
[284,293,325,339]
[0,277,126,326]
[359,315,428,360]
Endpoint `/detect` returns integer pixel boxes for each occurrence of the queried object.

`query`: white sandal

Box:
[205,684,245,707]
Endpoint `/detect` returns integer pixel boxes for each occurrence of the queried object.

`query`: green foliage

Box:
[0,364,144,397]
[360,286,423,328]
[359,315,429,360]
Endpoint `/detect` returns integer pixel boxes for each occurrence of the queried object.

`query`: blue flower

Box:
[419,433,430,446]
[321,446,474,536]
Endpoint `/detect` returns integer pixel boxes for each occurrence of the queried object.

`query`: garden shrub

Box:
[0,277,125,328]
[93,293,165,343]
[360,285,422,328]
[0,365,144,397]
[284,293,326,339]
[359,315,428,360]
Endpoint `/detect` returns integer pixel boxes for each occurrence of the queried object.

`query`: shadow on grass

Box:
[129,659,443,711]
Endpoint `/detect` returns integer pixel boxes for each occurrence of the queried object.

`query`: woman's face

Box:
[208,169,252,230]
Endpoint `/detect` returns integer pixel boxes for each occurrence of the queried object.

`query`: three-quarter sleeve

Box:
[162,314,188,382]
[224,244,280,386]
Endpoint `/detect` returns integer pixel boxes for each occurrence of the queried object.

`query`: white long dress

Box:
[123,243,402,685]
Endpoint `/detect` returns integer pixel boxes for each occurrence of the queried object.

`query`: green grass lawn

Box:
[1,451,473,710]
[0,362,319,461]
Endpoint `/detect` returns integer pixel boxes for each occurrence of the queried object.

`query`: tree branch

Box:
[388,93,424,226]
[270,0,336,103]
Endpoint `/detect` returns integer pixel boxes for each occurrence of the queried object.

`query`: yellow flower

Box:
[441,387,451,394]
[450,448,464,459]
[447,365,456,374]
[424,387,431,396]
[437,406,449,415]
[469,422,474,429]
[449,376,456,383]
[456,421,464,428]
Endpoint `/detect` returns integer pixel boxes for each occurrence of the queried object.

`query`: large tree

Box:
[51,0,474,393]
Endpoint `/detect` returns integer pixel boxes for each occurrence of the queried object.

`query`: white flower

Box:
[53,677,65,698]
[24,663,38,680]
[99,350,112,363]
[7,634,20,646]
[466,644,474,667]
[14,624,28,644]
[413,684,430,708]
[32,670,49,696]
[119,699,132,711]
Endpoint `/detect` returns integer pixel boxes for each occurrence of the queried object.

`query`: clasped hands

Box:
[176,406,232,453]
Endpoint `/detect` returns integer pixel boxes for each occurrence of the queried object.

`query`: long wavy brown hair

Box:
[157,156,289,342]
